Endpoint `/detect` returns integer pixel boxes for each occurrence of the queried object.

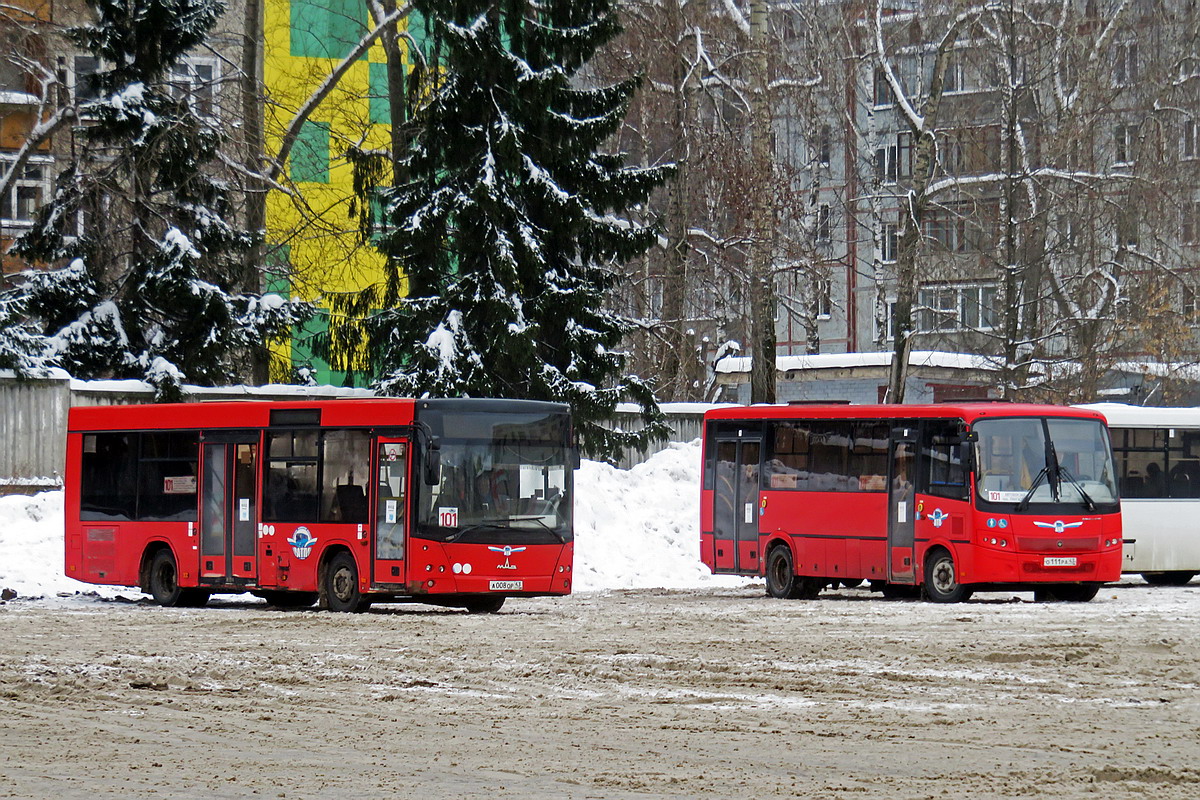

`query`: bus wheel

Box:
[148,550,185,607]
[1142,572,1196,586]
[462,597,506,614]
[324,552,369,613]
[922,549,972,603]
[1037,584,1100,602]
[766,545,821,600]
[261,590,318,608]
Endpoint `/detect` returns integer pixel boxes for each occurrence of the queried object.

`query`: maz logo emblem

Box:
[488,545,526,570]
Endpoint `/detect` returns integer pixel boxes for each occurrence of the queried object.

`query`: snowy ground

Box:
[3,444,1200,797]
[0,440,743,600]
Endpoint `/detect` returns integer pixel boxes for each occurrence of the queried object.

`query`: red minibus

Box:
[65,398,575,612]
[700,403,1122,602]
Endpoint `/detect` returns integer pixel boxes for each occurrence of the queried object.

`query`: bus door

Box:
[887,428,918,584]
[200,434,259,583]
[712,434,762,573]
[372,438,409,585]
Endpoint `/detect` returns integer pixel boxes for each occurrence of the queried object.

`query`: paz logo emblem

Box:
[287,527,317,559]
[1033,520,1083,534]
[929,509,948,528]
[488,545,526,570]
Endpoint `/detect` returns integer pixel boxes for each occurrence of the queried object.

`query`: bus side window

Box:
[923,423,967,501]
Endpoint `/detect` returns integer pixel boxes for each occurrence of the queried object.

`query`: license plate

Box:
[489,580,523,591]
[1043,556,1078,567]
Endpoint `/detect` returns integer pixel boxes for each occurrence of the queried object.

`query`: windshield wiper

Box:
[1015,466,1050,511]
[503,515,567,542]
[443,516,566,543]
[1057,464,1097,511]
[442,522,503,543]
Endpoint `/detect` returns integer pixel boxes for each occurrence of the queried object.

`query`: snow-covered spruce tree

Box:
[330,0,673,460]
[0,0,311,400]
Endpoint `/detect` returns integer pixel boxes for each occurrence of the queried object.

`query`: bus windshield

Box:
[974,417,1118,507]
[416,411,572,542]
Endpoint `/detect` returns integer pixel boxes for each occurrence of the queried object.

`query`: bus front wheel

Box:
[147,550,208,608]
[323,552,370,613]
[765,545,821,600]
[922,549,973,603]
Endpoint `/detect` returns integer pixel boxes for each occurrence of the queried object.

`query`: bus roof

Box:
[1077,402,1200,428]
[67,397,569,433]
[703,403,1108,425]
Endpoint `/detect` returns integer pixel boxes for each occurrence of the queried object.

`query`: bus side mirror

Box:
[424,440,442,485]
[570,445,581,470]
[959,442,975,474]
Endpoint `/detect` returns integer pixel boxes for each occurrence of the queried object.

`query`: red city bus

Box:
[700,403,1123,602]
[65,398,575,612]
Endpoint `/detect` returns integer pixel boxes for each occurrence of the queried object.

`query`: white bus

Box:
[1080,403,1200,585]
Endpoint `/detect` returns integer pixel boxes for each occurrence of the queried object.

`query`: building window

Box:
[943,49,971,94]
[815,276,832,319]
[0,157,51,227]
[1184,200,1200,245]
[169,57,219,118]
[875,133,912,184]
[816,204,831,243]
[1115,123,1138,166]
[916,284,998,332]
[71,55,102,103]
[1117,212,1139,249]
[878,297,898,342]
[880,222,898,263]
[1184,119,1198,161]
[817,124,831,166]
[873,68,894,107]
[1114,40,1138,86]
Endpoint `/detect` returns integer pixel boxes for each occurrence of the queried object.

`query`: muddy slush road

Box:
[2,583,1199,799]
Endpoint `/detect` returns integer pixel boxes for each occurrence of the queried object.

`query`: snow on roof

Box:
[67,378,374,398]
[615,402,737,415]
[714,350,1001,375]
[1110,361,1200,382]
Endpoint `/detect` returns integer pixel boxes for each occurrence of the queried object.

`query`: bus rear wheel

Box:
[147,550,208,608]
[323,552,370,613]
[922,549,972,603]
[1141,572,1196,586]
[462,597,506,614]
[765,545,821,600]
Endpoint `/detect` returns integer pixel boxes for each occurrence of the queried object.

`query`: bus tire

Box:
[766,545,798,598]
[261,590,318,608]
[148,549,185,607]
[462,596,506,614]
[1142,572,1196,586]
[323,551,369,613]
[922,549,972,603]
[1037,584,1100,602]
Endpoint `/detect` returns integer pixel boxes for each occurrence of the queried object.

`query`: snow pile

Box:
[0,492,99,599]
[0,441,742,600]
[573,441,746,591]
